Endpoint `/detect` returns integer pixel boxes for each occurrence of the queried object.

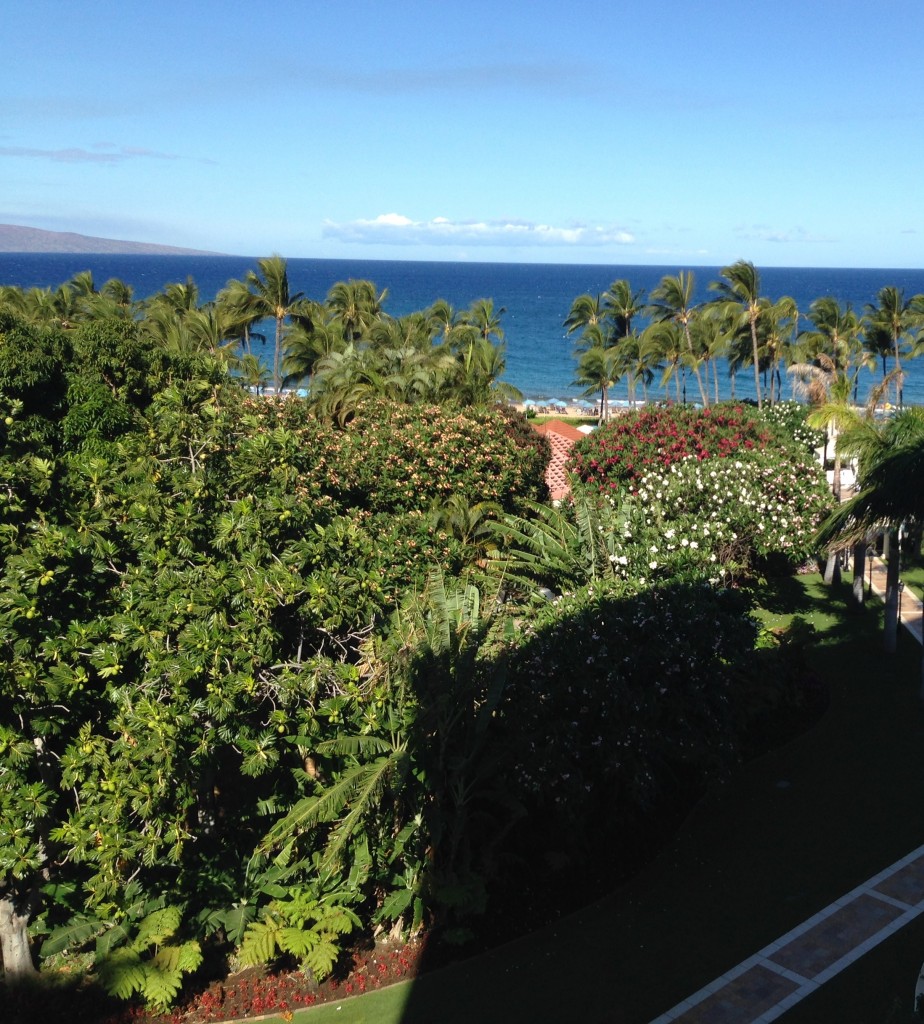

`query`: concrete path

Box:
[863,553,924,644]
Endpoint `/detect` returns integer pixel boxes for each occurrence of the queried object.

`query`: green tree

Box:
[563,293,606,336]
[648,272,708,406]
[240,256,309,390]
[325,280,388,343]
[817,408,924,656]
[863,285,920,408]
[572,341,619,423]
[710,260,766,408]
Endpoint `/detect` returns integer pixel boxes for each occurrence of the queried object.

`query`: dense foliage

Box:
[0,302,828,1017]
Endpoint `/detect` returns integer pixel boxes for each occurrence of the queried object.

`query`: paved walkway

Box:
[863,553,924,643]
[649,557,924,1024]
[650,844,924,1023]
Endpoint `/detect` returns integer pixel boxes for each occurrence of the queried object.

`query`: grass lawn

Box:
[212,574,924,1024]
[902,552,924,603]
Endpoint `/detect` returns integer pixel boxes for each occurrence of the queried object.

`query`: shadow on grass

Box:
[392,575,924,1024]
[290,571,924,1024]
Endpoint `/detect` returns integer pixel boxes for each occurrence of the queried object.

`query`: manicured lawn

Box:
[902,552,924,603]
[218,574,924,1024]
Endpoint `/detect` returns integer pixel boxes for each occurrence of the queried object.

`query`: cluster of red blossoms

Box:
[569,405,772,492]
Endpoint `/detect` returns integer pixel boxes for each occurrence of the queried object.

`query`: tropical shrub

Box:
[569,403,773,491]
[499,576,760,857]
[564,404,833,575]
[319,399,549,514]
[757,399,826,453]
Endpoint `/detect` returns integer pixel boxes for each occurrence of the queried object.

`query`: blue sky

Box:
[3,0,923,267]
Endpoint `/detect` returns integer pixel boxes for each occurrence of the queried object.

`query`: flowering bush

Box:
[500,576,759,852]
[569,403,772,491]
[626,451,834,574]
[565,404,833,575]
[757,400,826,454]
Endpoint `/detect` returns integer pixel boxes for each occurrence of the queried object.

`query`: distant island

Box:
[0,223,219,255]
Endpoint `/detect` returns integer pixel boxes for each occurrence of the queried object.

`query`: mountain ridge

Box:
[0,224,221,255]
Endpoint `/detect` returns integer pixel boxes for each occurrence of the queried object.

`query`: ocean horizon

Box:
[2,253,924,407]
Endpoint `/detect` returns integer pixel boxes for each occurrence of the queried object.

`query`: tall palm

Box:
[691,310,733,405]
[710,260,765,408]
[563,293,606,336]
[602,279,645,340]
[216,277,266,356]
[647,272,708,406]
[573,345,620,424]
[426,299,466,346]
[758,296,798,404]
[464,298,505,344]
[613,331,655,408]
[817,408,924,657]
[799,297,867,400]
[864,286,919,408]
[241,255,307,390]
[603,280,646,404]
[326,280,388,343]
[642,320,686,402]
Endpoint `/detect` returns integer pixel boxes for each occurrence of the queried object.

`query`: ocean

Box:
[3,253,924,406]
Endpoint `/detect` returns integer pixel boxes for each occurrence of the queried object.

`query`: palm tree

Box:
[425,299,469,348]
[602,279,645,340]
[710,260,765,408]
[241,256,308,390]
[799,297,869,402]
[691,310,733,405]
[753,296,798,404]
[648,272,708,406]
[215,277,266,357]
[863,286,920,408]
[573,345,620,424]
[563,293,606,337]
[464,298,505,344]
[613,331,654,408]
[817,408,924,658]
[147,276,202,315]
[325,280,388,343]
[643,321,685,402]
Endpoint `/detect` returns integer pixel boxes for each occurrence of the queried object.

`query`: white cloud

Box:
[0,145,178,164]
[734,224,835,245]
[322,214,635,248]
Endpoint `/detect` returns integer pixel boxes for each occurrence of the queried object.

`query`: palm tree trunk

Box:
[273,315,283,391]
[823,550,841,585]
[852,542,866,606]
[884,528,900,654]
[750,319,762,409]
[682,325,708,407]
[894,335,903,408]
